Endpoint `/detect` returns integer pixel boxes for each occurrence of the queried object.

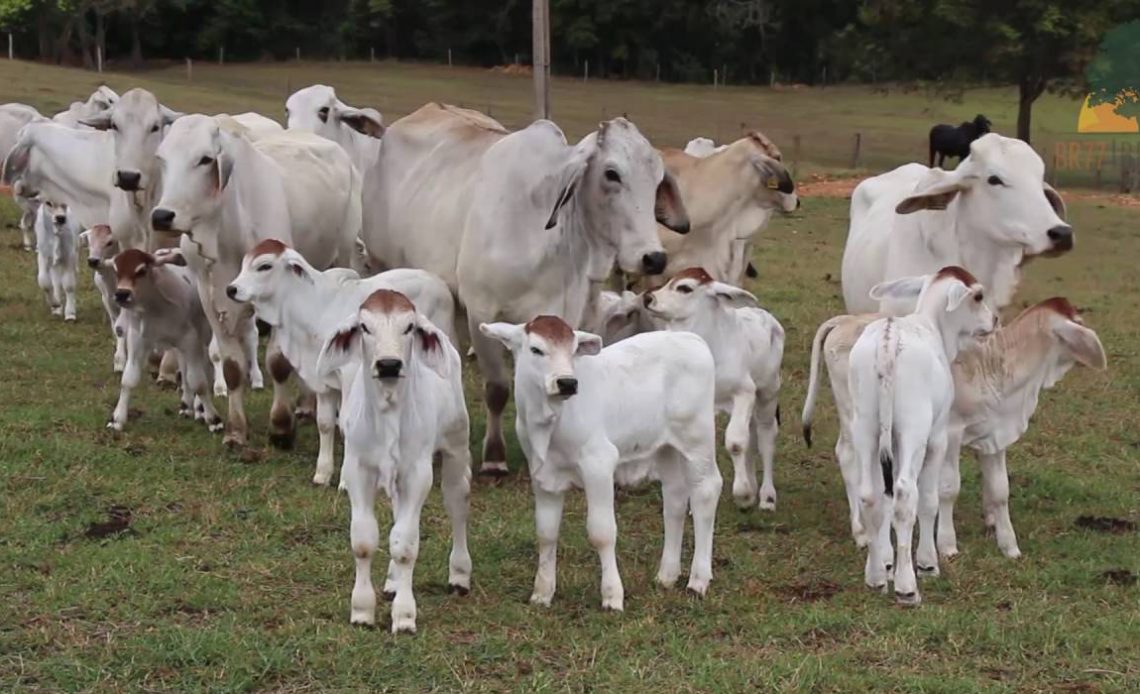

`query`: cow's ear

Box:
[216,132,236,191]
[316,321,361,379]
[710,281,760,309]
[751,156,795,195]
[543,131,595,230]
[153,248,187,267]
[869,275,929,301]
[80,110,114,131]
[1054,321,1107,370]
[656,169,690,233]
[573,331,603,356]
[2,139,31,185]
[415,315,453,378]
[336,105,385,139]
[896,172,967,214]
[479,322,524,351]
[160,105,183,126]
[1043,182,1067,220]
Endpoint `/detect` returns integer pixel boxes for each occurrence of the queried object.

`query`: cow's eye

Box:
[109,122,117,131]
[987,175,1004,186]
[604,169,621,184]
[530,346,544,356]
[318,107,330,122]
[974,292,984,303]
[136,267,147,277]
[677,285,693,294]
[256,263,272,272]
[150,124,160,133]
[198,156,215,167]
[403,324,414,335]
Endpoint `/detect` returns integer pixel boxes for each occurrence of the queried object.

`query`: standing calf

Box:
[227,238,456,487]
[316,290,471,634]
[78,224,127,372]
[106,249,222,432]
[643,267,785,510]
[480,316,722,610]
[803,298,1106,560]
[34,200,78,322]
[847,267,995,605]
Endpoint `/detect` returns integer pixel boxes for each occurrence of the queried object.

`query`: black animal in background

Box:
[928,114,992,168]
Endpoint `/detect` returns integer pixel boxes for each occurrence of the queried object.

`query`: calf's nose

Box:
[641,251,667,275]
[87,257,100,269]
[1047,225,1073,252]
[375,358,403,379]
[151,208,176,232]
[225,285,238,300]
[115,171,141,191]
[53,214,66,225]
[114,289,131,304]
[556,377,578,396]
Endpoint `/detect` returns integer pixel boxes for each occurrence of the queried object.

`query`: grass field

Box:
[0,58,1126,183]
[0,60,1139,692]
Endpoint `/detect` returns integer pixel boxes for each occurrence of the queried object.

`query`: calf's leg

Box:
[530,486,565,607]
[753,393,779,511]
[980,451,1020,558]
[344,453,380,626]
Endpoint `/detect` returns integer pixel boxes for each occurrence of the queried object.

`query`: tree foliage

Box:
[1086,19,1140,122]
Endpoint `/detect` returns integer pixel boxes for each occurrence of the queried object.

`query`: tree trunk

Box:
[37,12,51,61]
[76,8,94,70]
[95,11,105,65]
[130,14,143,68]
[1017,78,1046,144]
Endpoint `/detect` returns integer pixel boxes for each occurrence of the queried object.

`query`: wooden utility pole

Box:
[532,0,550,120]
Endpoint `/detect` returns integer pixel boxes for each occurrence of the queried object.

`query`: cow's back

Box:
[365,103,508,291]
[842,163,930,313]
[254,130,357,270]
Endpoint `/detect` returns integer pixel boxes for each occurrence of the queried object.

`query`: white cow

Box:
[227,238,456,487]
[33,200,79,322]
[50,85,119,128]
[105,248,223,432]
[286,84,383,174]
[0,103,47,250]
[804,297,1107,561]
[650,132,796,287]
[1,122,113,230]
[315,289,471,633]
[480,316,722,610]
[847,267,995,605]
[78,88,181,251]
[397,109,686,474]
[683,136,728,158]
[152,116,362,448]
[643,267,785,510]
[78,224,128,371]
[842,133,1071,315]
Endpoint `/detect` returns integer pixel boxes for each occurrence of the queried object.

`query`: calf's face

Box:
[42,199,68,228]
[644,266,759,321]
[80,224,117,268]
[480,316,602,398]
[227,239,297,304]
[110,247,185,306]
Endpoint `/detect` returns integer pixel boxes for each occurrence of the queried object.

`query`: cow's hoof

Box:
[759,495,777,512]
[207,419,224,433]
[477,461,509,477]
[916,564,940,578]
[64,315,76,323]
[268,431,295,450]
[349,612,376,628]
[381,590,396,603]
[155,378,178,391]
[178,406,193,418]
[448,583,470,597]
[391,617,417,635]
[223,435,245,450]
[106,421,123,432]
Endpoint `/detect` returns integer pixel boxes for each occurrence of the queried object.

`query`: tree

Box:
[856,0,1140,143]
[1086,19,1140,123]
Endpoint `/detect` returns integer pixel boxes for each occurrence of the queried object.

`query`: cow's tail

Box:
[877,319,900,497]
[802,316,841,448]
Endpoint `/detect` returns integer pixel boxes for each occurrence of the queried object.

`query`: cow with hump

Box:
[361,103,689,475]
[842,133,1071,316]
[151,114,362,448]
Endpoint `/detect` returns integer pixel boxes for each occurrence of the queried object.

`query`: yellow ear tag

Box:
[766,176,780,190]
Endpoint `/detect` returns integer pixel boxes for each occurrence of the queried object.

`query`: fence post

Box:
[219,45,224,65]
[1051,151,1059,187]
[722,64,727,86]
[295,46,300,61]
[584,59,588,82]
[1095,155,1102,189]
[96,46,102,73]
[1122,154,1135,194]
[792,134,802,179]
[186,57,192,81]
[448,49,452,67]
[713,69,718,88]
[851,132,862,169]
[370,46,375,63]
[7,34,11,60]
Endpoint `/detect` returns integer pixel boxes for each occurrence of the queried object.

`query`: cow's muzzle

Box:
[151,208,177,232]
[641,252,667,275]
[1046,225,1073,254]
[374,358,403,380]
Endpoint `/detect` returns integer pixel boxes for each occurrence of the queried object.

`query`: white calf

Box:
[316,290,471,634]
[803,298,1107,561]
[78,224,127,372]
[644,267,785,510]
[33,200,78,322]
[227,238,457,487]
[106,249,222,432]
[480,316,722,611]
[847,267,995,605]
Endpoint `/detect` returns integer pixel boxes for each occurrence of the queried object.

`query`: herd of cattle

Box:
[0,84,1107,631]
